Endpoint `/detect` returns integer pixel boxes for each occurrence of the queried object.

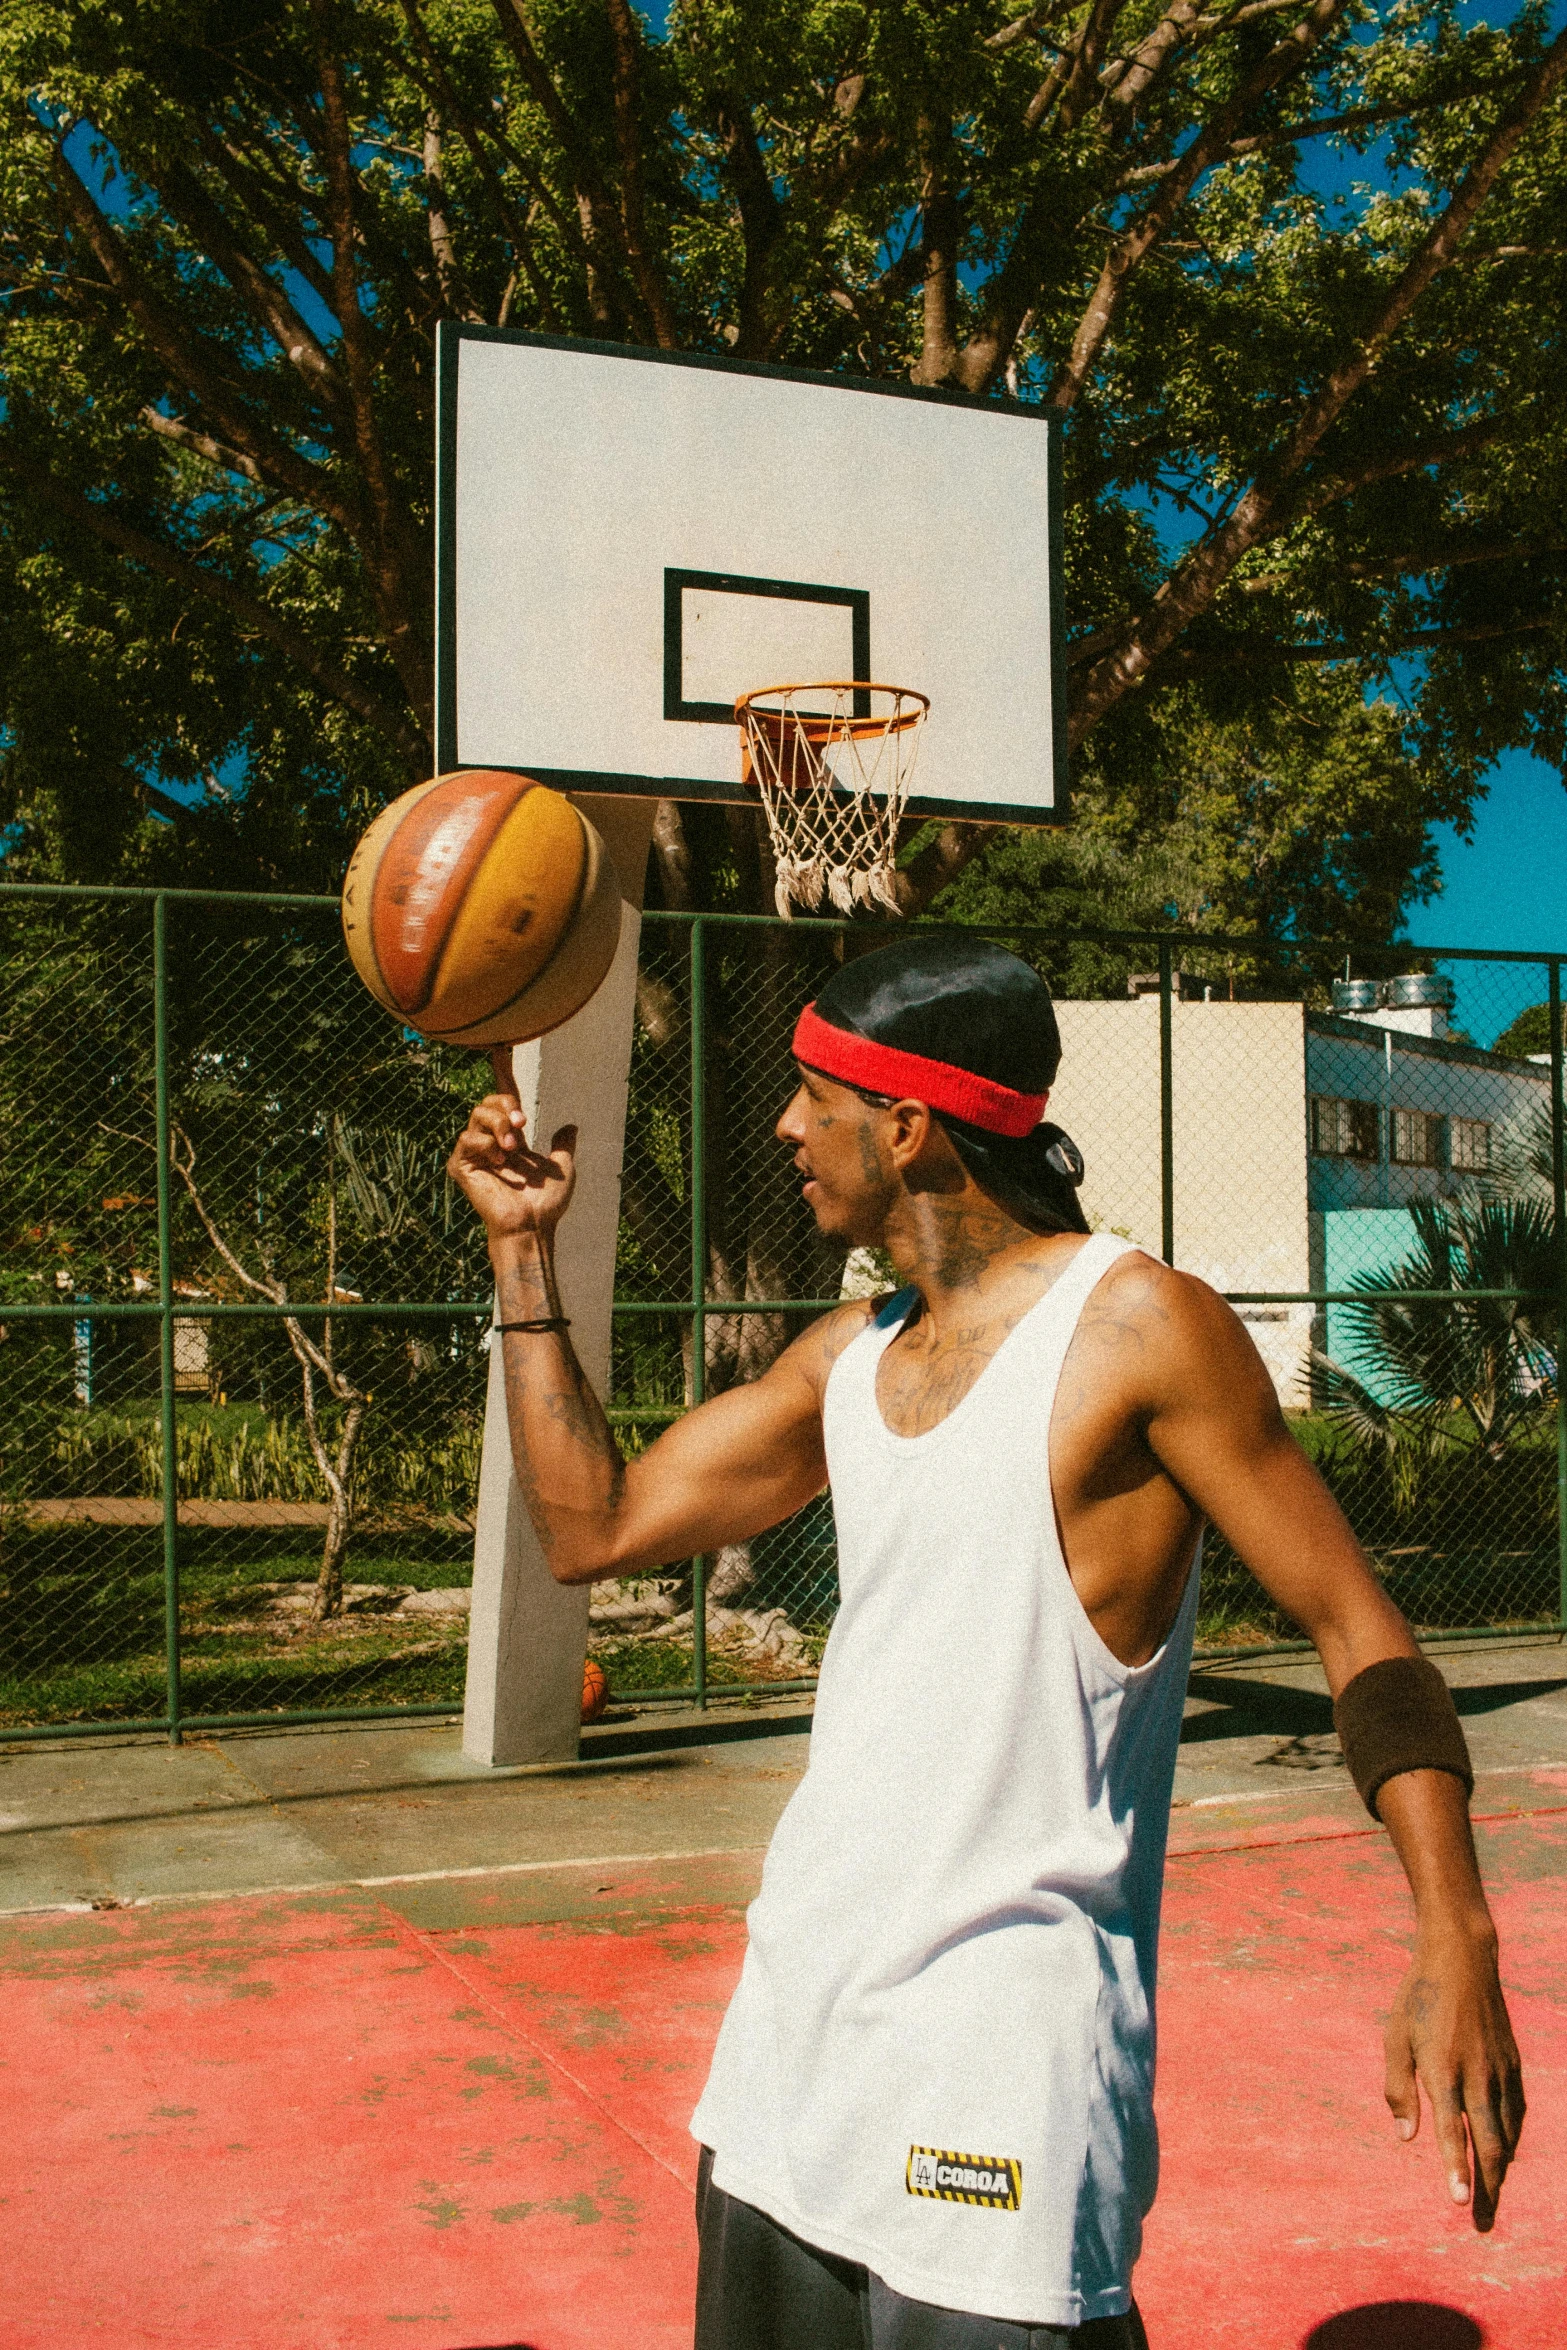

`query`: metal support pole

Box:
[1158,942,1175,1267]
[1550,961,1567,1634]
[689,916,708,1710]
[152,896,182,1746]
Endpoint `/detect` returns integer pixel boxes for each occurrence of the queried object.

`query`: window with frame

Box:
[1310,1096,1380,1159]
[1450,1117,1492,1171]
[1391,1108,1442,1167]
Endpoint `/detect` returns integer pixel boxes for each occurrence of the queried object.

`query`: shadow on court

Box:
[1302,2307,1483,2349]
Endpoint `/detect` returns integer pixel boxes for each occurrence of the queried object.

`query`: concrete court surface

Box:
[2,1638,1566,2350]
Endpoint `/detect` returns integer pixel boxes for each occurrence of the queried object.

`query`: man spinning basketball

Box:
[448,933,1523,2349]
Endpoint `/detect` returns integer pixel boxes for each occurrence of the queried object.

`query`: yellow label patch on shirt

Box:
[906,2146,1022,2211]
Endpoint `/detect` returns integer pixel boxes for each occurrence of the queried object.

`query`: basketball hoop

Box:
[736,682,929,919]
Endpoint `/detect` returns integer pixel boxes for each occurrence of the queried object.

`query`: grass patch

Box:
[590,1637,751,1694]
[0,1516,472,1727]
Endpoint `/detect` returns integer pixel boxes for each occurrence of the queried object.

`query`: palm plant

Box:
[1482,1101,1555,1212]
[1317,1196,1557,1464]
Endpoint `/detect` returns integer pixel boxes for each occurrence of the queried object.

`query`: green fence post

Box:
[1158,941,1175,1267]
[1550,960,1567,1635]
[690,915,708,1711]
[153,894,182,1747]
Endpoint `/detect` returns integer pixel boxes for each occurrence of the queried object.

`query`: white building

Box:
[1047,977,1550,1410]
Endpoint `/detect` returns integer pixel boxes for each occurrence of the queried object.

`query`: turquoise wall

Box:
[1322,1207,1421,1405]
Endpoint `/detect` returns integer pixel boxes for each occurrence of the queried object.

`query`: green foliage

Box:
[935,667,1456,989]
[40,1399,484,1512]
[1493,1002,1552,1059]
[1,0,1564,911]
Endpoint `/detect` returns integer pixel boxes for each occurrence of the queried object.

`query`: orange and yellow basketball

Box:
[581,1657,609,1724]
[341,771,621,1045]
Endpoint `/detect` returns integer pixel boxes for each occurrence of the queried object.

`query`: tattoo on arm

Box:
[494,1242,627,1558]
[542,1366,627,1508]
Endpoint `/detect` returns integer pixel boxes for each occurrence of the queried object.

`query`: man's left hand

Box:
[1384,1923,1525,2229]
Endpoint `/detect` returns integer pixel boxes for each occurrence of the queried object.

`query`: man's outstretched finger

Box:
[1429,2082,1473,2207]
[1467,2100,1510,2227]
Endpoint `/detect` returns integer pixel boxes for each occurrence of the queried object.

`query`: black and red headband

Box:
[792,1002,1049,1140]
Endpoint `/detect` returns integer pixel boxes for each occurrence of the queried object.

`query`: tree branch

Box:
[395,0,563,327]
[715,90,783,358]
[1287,417,1509,520]
[1045,0,1350,410]
[0,447,425,764]
[1070,20,1567,740]
[489,0,635,331]
[1343,536,1567,579]
[894,821,991,917]
[986,0,1085,52]
[138,406,264,485]
[911,112,961,385]
[421,111,483,319]
[1168,615,1560,671]
[150,154,348,410]
[606,0,679,346]
[1098,0,1209,122]
[194,129,337,312]
[164,1121,286,1305]
[1061,0,1135,130]
[310,0,434,732]
[49,143,359,534]
[1115,71,1532,187]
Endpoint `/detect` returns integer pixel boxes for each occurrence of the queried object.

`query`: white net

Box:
[737,683,929,919]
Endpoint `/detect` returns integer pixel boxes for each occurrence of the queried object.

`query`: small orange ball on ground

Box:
[581,1657,609,1724]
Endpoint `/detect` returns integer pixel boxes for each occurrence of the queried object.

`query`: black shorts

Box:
[695,2147,1150,2350]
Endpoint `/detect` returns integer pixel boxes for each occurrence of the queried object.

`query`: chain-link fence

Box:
[2,884,1563,1739]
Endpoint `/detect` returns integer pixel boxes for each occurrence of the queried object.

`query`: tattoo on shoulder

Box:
[795,1298,878,1383]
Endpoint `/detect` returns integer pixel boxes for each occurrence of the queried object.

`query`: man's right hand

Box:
[446,1051,578,1242]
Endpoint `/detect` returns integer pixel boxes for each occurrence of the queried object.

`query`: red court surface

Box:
[5,1802,1564,2350]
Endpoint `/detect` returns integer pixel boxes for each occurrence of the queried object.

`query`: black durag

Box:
[803,935,1090,1237]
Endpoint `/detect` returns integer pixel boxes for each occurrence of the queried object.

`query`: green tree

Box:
[2,0,1565,912]
[1493,1002,1552,1058]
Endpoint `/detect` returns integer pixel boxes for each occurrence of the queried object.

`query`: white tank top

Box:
[690,1235,1200,2328]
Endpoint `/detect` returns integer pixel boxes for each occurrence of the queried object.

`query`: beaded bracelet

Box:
[494,1317,572,1335]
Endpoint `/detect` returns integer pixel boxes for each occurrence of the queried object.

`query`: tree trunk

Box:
[288,1326,370,1620]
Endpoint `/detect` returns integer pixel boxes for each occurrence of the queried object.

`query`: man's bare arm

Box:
[448,1079,866,1584]
[489,1228,862,1581]
[1120,1261,1524,2227]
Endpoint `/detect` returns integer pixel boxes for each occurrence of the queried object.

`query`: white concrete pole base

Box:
[462,798,657,1768]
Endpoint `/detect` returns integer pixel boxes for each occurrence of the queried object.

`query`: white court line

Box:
[0,1842,768,1923]
[1183,1761,1567,1812]
[9,1764,1567,1921]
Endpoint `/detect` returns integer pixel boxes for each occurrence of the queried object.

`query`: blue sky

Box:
[1419,753,1566,1044]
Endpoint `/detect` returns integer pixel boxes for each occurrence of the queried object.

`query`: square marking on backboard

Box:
[663,571,871,724]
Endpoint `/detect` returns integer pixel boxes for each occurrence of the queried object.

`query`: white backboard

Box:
[435,327,1064,825]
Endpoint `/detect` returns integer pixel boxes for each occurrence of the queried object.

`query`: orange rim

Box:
[734,682,929,746]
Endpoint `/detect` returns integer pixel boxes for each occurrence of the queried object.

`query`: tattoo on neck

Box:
[930,1202,1015,1291]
